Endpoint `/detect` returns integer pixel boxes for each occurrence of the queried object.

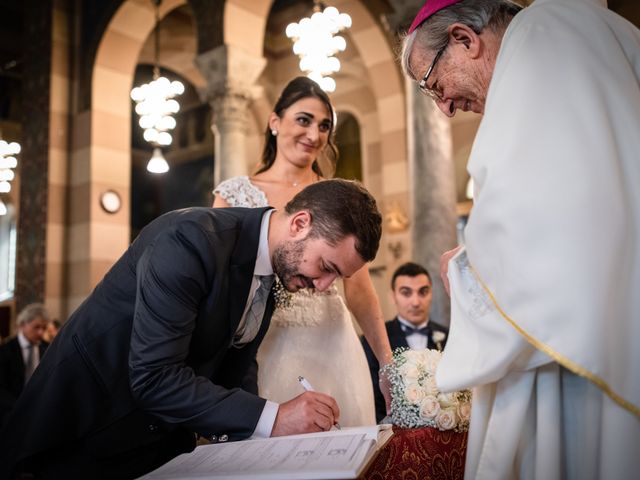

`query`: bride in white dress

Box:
[213,77,392,426]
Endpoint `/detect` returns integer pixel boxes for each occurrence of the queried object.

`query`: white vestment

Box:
[437,0,640,478]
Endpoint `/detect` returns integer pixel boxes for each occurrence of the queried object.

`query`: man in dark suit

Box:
[0,179,382,479]
[362,262,448,422]
[0,303,50,427]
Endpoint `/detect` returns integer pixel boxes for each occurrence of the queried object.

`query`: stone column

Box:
[383,3,458,326]
[196,46,266,185]
[407,79,458,326]
[16,0,53,313]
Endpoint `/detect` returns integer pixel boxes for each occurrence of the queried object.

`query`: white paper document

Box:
[139,425,393,480]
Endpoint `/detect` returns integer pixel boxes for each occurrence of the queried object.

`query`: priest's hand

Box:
[440,245,463,295]
[270,391,340,436]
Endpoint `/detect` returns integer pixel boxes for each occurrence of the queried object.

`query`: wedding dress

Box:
[214,176,376,426]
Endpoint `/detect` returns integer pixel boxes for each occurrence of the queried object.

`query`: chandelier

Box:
[130,0,184,173]
[285,1,352,93]
[0,139,19,215]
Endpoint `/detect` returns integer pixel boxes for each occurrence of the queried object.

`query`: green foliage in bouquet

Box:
[382,348,472,431]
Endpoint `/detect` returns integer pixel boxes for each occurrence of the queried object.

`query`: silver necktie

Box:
[234,275,274,346]
[24,344,36,384]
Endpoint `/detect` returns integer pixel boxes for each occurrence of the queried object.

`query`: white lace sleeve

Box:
[213,176,268,208]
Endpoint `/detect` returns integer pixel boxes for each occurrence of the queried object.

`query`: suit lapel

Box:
[9,338,25,380]
[389,318,410,349]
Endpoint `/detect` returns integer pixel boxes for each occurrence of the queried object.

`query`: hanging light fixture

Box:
[0,139,19,216]
[147,147,170,174]
[0,139,19,195]
[130,0,184,173]
[285,1,352,93]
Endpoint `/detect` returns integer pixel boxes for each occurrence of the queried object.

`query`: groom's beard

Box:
[272,239,314,292]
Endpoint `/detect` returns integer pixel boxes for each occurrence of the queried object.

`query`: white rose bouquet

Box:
[382,348,471,431]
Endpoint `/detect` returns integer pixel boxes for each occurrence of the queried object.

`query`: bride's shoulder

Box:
[214,176,267,208]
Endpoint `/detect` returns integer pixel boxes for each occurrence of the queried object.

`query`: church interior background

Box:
[0,0,638,338]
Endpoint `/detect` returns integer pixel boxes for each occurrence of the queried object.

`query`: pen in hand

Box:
[297,376,341,430]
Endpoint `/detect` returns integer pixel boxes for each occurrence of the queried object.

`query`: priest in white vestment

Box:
[401,0,640,478]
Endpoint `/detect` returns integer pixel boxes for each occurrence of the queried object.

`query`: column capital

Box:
[195,45,266,103]
[195,45,266,182]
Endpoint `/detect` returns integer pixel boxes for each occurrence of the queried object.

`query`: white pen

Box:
[297,376,341,430]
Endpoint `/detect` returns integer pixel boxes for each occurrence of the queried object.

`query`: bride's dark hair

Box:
[256,76,338,177]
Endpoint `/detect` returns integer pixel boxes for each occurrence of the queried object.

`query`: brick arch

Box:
[65,0,187,312]
[222,0,273,56]
[222,0,403,107]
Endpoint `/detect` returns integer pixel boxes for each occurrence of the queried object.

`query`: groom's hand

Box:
[270,391,340,436]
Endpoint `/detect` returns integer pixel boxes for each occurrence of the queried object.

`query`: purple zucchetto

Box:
[408,0,464,33]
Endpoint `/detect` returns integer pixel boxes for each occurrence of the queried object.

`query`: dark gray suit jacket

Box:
[0,337,48,427]
[0,207,275,479]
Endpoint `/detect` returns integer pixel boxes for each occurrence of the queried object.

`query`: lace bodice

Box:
[214,176,268,208]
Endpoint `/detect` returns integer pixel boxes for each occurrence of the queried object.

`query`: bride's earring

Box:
[271,129,278,136]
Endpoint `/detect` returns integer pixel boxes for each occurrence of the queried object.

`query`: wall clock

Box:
[100,190,121,214]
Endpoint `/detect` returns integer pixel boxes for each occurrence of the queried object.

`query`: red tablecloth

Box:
[361,426,467,480]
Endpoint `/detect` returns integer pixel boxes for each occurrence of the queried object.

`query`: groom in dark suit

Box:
[0,179,382,480]
[362,262,448,422]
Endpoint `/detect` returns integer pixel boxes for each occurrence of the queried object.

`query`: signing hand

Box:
[271,391,340,437]
[440,245,463,296]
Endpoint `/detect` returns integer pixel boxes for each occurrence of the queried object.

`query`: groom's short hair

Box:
[285,179,382,262]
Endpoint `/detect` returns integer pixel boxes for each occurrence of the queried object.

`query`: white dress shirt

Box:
[17,331,40,368]
[397,316,429,350]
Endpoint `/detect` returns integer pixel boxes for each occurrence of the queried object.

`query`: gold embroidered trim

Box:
[469,264,640,418]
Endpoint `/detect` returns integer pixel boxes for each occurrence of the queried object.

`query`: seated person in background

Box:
[362,262,448,422]
[0,303,50,427]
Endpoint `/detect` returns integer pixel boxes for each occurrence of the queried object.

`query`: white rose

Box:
[399,361,421,380]
[424,374,439,396]
[405,384,425,404]
[457,402,471,422]
[435,408,457,430]
[419,395,440,419]
[432,331,446,349]
[424,349,441,372]
[404,349,423,362]
[412,349,430,364]
[437,392,457,408]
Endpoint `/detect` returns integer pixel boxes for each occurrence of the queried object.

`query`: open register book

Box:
[139,424,393,480]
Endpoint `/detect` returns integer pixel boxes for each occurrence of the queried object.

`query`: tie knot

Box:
[258,275,274,290]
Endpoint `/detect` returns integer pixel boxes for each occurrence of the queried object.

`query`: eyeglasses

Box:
[418,44,447,101]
